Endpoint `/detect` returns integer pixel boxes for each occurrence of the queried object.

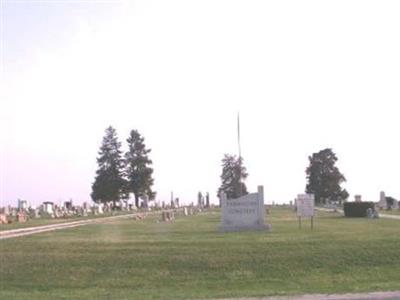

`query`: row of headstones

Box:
[160,206,203,222]
[378,192,399,210]
[0,200,140,224]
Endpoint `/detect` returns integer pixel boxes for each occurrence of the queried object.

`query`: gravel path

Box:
[315,207,400,220]
[0,212,156,240]
[214,290,400,300]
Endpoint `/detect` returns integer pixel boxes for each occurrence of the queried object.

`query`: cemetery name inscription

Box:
[219,186,268,232]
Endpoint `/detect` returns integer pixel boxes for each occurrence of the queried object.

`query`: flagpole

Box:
[237,112,241,160]
[237,112,242,196]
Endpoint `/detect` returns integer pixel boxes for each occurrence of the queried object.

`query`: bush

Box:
[343,202,375,217]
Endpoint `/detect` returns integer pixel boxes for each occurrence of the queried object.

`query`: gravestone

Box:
[18,199,28,211]
[378,191,386,209]
[141,195,149,209]
[205,192,210,208]
[0,214,7,224]
[17,212,27,223]
[219,186,269,232]
[393,198,399,209]
[161,211,174,222]
[43,202,54,214]
[354,195,362,202]
[183,207,188,216]
[4,206,10,216]
[367,208,379,219]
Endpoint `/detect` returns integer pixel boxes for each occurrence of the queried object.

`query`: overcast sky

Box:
[1,0,399,207]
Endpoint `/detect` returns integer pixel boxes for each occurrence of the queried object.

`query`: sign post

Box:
[296,194,315,230]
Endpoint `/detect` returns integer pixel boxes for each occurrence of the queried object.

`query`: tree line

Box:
[91,126,154,208]
[218,148,348,205]
[92,127,348,206]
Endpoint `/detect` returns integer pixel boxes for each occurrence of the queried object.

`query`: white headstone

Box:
[43,202,54,214]
[354,195,362,202]
[219,186,269,232]
[393,199,399,209]
[379,191,386,209]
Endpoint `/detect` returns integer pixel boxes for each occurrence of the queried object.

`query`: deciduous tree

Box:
[306,148,348,205]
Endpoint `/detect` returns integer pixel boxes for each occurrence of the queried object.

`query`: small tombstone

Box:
[43,202,54,214]
[18,199,28,211]
[11,208,17,217]
[0,214,8,224]
[64,200,73,211]
[205,192,210,208]
[17,211,27,223]
[354,195,362,202]
[162,211,168,222]
[367,207,379,219]
[4,206,10,216]
[141,195,149,209]
[378,191,386,209]
[183,207,188,216]
[83,202,90,211]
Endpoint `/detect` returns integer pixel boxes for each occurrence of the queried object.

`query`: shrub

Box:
[343,202,375,217]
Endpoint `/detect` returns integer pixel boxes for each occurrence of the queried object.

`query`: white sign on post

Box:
[296,194,315,229]
[296,194,315,217]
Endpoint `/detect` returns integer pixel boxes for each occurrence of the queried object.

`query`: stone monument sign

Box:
[219,186,269,232]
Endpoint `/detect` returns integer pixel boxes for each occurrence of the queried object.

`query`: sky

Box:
[1,0,399,207]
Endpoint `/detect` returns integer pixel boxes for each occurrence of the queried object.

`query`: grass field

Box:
[0,208,399,300]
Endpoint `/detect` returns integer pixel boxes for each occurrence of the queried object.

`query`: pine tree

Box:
[91,126,125,205]
[218,154,248,199]
[306,148,348,205]
[124,129,154,208]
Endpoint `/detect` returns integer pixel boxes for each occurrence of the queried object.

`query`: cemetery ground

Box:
[0,210,134,231]
[381,210,400,216]
[0,208,399,300]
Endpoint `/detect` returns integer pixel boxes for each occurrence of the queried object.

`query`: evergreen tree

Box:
[198,191,203,207]
[124,129,154,208]
[305,148,348,205]
[91,126,125,205]
[218,154,248,199]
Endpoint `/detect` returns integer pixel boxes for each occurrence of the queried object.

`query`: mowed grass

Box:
[0,208,399,300]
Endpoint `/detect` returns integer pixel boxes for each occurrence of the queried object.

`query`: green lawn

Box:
[0,208,399,300]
